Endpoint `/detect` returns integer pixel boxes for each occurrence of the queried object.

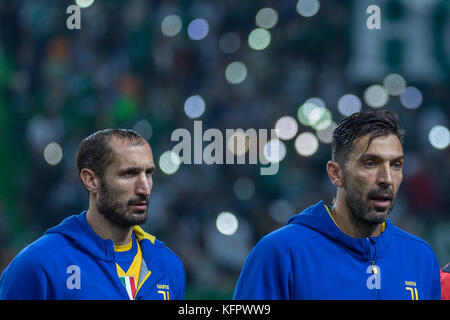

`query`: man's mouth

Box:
[129,201,148,211]
[369,194,392,209]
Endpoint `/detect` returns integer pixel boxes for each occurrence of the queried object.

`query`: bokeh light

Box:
[297,98,331,130]
[248,28,271,50]
[225,61,247,84]
[43,142,63,166]
[316,121,337,144]
[133,119,153,140]
[363,85,389,108]
[383,73,406,96]
[305,97,326,108]
[296,0,320,17]
[187,18,209,40]
[269,199,294,224]
[428,125,449,150]
[297,102,317,126]
[275,116,298,140]
[309,107,332,130]
[400,86,423,109]
[233,177,255,201]
[255,8,278,29]
[227,130,249,156]
[295,132,319,157]
[216,211,239,236]
[337,94,361,116]
[161,14,182,37]
[184,95,206,119]
[297,98,327,127]
[263,139,286,163]
[219,32,241,54]
[159,150,181,175]
[75,0,94,8]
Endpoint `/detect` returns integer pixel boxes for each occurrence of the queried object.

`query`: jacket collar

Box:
[45,211,158,262]
[288,201,392,260]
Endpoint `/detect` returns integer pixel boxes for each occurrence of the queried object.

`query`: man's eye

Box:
[392,162,403,169]
[364,161,375,167]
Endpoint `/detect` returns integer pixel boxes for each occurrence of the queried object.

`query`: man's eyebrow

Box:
[391,155,405,162]
[118,166,140,174]
[358,153,405,162]
[119,165,155,174]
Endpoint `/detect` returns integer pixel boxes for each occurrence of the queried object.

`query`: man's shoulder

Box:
[389,222,436,255]
[9,232,71,268]
[133,226,183,268]
[0,231,73,293]
[139,235,184,271]
[254,222,321,254]
[155,239,184,266]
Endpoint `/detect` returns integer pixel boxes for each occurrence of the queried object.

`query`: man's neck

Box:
[86,204,133,246]
[331,201,383,238]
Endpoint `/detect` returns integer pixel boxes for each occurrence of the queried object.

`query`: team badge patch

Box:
[157,284,170,300]
[404,281,419,300]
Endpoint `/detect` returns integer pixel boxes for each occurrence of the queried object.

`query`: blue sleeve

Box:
[174,259,186,300]
[430,255,442,300]
[164,249,186,300]
[0,248,49,300]
[233,236,292,300]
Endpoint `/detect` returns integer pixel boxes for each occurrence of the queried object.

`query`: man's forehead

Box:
[351,134,404,158]
[108,137,154,166]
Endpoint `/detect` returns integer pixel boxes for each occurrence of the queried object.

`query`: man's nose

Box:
[136,173,152,196]
[377,163,393,186]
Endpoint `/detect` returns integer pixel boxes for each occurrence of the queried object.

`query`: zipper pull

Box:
[371,261,378,274]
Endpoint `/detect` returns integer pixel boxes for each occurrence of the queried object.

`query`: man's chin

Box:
[127,211,147,225]
[365,207,390,224]
[100,209,148,228]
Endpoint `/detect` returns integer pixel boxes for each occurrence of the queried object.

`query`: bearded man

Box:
[233,110,441,300]
[0,129,185,300]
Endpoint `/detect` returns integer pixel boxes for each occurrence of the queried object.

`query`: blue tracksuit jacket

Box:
[233,201,441,300]
[0,212,185,300]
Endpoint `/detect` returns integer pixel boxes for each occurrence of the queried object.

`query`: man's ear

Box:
[327,160,344,188]
[80,168,100,194]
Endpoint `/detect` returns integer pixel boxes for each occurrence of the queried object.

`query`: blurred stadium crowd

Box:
[0,0,449,299]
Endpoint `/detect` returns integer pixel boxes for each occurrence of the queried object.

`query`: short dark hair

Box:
[76,128,146,178]
[332,110,405,166]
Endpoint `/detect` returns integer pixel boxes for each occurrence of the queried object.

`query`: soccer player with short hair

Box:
[0,129,185,300]
[233,110,441,300]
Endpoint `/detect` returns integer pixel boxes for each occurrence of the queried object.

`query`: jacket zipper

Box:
[110,250,135,300]
[367,238,380,299]
[370,260,377,274]
[367,238,377,270]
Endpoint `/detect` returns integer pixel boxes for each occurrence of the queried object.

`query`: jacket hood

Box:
[44,211,158,262]
[45,211,115,261]
[287,201,392,260]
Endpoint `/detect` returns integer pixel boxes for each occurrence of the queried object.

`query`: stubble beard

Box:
[97,179,148,228]
[343,175,395,225]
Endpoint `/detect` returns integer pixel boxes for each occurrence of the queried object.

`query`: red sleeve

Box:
[441,264,450,300]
